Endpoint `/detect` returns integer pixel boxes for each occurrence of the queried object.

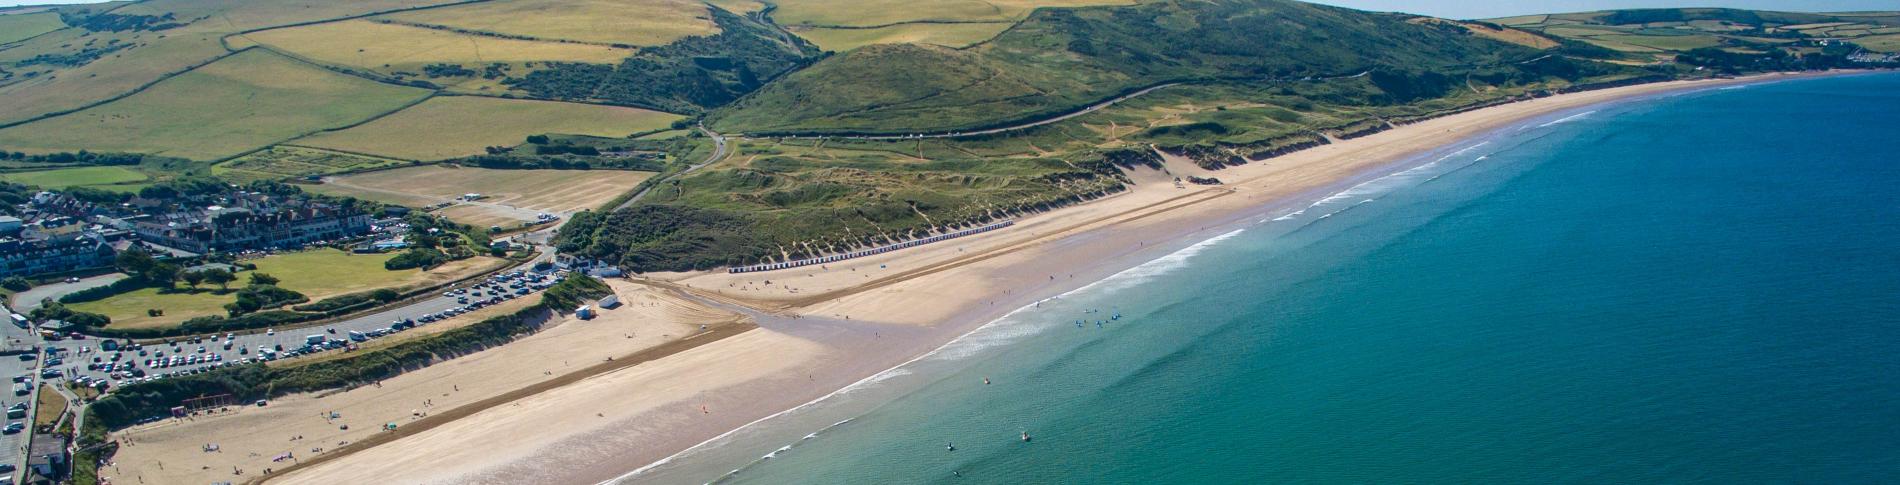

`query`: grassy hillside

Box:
[0,11,64,44]
[1498,8,1900,61]
[290,96,682,161]
[769,0,1133,51]
[0,0,458,125]
[711,0,1533,134]
[0,48,431,161]
[499,6,822,114]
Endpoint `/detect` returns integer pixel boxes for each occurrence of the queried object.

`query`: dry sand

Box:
[242,73,1832,484]
[99,280,715,485]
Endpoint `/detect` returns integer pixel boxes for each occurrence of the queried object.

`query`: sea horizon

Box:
[622,71,1900,484]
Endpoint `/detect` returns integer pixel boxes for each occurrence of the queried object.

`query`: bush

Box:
[29,301,110,327]
[227,284,307,316]
[1,276,29,292]
[58,277,151,304]
[385,248,447,270]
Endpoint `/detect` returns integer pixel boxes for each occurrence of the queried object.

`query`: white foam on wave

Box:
[1539,110,1595,127]
[1270,142,1489,225]
[604,227,1250,484]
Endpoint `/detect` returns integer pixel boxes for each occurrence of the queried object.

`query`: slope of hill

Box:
[709,0,1534,134]
[1498,8,1900,64]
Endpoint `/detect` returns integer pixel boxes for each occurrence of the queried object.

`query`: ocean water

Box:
[629,72,1900,484]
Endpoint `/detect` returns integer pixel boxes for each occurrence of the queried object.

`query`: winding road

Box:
[615,126,729,211]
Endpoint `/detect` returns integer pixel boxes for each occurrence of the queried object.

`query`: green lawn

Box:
[68,286,232,330]
[251,249,406,299]
[0,166,149,188]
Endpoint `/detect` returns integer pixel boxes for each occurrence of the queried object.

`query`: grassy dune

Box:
[381,0,716,46]
[291,96,681,161]
[0,49,430,160]
[245,20,634,73]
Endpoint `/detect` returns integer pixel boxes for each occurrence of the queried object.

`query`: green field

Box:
[245,19,634,74]
[1500,8,1900,61]
[380,0,716,46]
[768,0,1131,27]
[0,166,149,189]
[0,11,63,44]
[0,49,431,161]
[290,96,682,161]
[214,146,412,183]
[72,249,502,329]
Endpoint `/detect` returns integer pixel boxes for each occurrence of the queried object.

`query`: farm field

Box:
[290,96,682,161]
[244,19,633,73]
[214,146,413,183]
[72,249,506,330]
[0,32,230,126]
[379,0,716,46]
[0,49,431,161]
[0,11,62,44]
[311,166,652,216]
[768,0,1131,27]
[0,166,149,189]
[792,22,1014,51]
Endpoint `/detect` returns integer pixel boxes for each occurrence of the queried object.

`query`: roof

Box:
[26,434,65,463]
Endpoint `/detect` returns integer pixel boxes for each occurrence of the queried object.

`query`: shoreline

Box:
[261,70,1860,485]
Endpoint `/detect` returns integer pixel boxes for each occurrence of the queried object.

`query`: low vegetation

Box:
[378,0,719,47]
[290,96,681,161]
[1498,8,1900,63]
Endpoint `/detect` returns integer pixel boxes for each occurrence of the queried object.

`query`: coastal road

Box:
[615,126,729,211]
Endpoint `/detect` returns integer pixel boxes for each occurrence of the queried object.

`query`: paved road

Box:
[616,126,728,211]
[9,273,127,314]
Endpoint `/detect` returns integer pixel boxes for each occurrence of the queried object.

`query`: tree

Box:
[202,268,235,291]
[150,262,182,288]
[114,249,157,277]
[181,271,205,290]
[248,272,279,286]
[0,277,29,292]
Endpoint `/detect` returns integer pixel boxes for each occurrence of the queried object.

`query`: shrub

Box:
[385,248,447,270]
[1,276,30,292]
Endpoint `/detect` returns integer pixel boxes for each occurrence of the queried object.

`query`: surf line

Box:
[604,227,1249,484]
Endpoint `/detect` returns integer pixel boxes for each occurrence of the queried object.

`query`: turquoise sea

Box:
[630,72,1900,484]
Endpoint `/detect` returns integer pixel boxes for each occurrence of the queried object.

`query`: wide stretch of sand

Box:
[241,73,1835,485]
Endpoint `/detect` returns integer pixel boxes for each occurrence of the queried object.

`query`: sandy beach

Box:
[192,72,1837,485]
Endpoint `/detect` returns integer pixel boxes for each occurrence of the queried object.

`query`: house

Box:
[0,216,21,235]
[0,234,115,277]
[134,204,372,253]
[26,433,67,480]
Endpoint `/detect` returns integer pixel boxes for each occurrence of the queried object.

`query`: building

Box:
[26,433,67,480]
[134,205,372,253]
[0,216,21,235]
[0,234,115,277]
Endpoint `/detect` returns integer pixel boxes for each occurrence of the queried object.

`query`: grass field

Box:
[1858,33,1900,52]
[214,146,412,183]
[768,0,1131,27]
[245,19,633,73]
[379,0,716,46]
[791,22,1015,51]
[0,10,62,44]
[705,0,766,14]
[33,384,66,428]
[0,49,431,161]
[73,249,506,329]
[0,166,149,189]
[311,166,652,215]
[290,96,682,161]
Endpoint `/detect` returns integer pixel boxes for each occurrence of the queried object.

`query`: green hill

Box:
[1497,8,1900,64]
[709,0,1534,134]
